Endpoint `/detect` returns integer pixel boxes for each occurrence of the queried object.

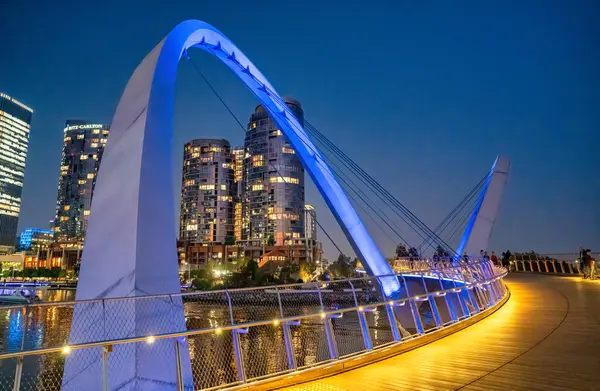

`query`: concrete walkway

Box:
[280,274,600,391]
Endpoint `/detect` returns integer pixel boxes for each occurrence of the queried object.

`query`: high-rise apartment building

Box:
[242,97,305,245]
[54,120,110,243]
[304,205,317,240]
[180,139,234,243]
[0,93,33,251]
[232,147,244,241]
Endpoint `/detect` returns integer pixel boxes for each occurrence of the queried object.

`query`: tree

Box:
[267,236,275,246]
[246,259,259,281]
[299,261,317,282]
[328,254,353,278]
[408,247,419,258]
[395,244,409,258]
[224,234,236,246]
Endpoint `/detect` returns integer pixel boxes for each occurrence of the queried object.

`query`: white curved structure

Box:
[64,20,398,389]
[457,155,510,257]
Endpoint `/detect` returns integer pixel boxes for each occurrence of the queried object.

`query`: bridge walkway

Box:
[280,274,600,391]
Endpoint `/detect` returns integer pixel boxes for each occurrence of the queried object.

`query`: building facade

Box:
[180,139,234,243]
[304,205,317,240]
[0,93,33,252]
[242,97,305,246]
[54,120,110,243]
[19,228,53,252]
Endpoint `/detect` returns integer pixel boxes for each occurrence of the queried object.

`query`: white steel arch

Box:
[64,20,398,390]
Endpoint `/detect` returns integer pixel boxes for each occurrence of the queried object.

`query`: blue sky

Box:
[1,0,598,258]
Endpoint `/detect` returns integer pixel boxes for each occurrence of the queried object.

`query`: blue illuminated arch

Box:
[64,20,398,390]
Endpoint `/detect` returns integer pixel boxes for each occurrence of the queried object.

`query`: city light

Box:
[215,327,222,335]
[61,346,71,355]
[273,319,280,326]
[146,336,155,344]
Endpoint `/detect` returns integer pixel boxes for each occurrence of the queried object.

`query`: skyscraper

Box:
[180,139,234,243]
[232,147,244,241]
[242,97,305,245]
[304,205,317,240]
[54,120,110,243]
[0,93,33,251]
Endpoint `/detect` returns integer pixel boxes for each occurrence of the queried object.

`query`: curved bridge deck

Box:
[281,274,600,391]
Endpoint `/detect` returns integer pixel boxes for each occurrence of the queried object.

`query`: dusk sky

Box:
[1,0,598,259]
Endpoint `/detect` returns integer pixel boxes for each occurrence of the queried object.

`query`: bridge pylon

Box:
[456,155,510,258]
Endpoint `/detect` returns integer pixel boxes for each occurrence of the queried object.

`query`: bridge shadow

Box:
[280,274,600,391]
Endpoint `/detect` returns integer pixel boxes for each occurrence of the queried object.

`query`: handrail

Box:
[0,265,507,361]
[0,259,493,311]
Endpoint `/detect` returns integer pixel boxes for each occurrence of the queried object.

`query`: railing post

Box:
[226,290,246,383]
[348,280,375,348]
[13,304,29,391]
[385,302,402,341]
[323,314,339,359]
[276,288,297,371]
[316,283,338,359]
[12,356,23,391]
[102,345,110,391]
[174,338,184,391]
[437,271,458,323]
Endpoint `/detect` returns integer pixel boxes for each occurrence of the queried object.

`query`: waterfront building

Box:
[54,120,110,244]
[179,139,234,244]
[242,97,305,245]
[232,147,244,241]
[18,228,53,252]
[304,205,317,240]
[0,93,33,252]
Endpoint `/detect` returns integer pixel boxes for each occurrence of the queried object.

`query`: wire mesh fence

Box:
[0,260,507,390]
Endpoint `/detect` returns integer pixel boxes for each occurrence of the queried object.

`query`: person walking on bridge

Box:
[583,249,596,280]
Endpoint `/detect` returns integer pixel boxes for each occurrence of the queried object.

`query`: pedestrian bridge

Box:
[277,274,600,391]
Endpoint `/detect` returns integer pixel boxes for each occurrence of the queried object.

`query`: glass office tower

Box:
[0,93,33,251]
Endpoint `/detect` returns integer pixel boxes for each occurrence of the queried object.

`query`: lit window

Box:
[252,122,257,129]
[91,143,98,148]
[282,147,295,154]
[78,179,86,184]
[199,184,215,190]
[186,224,198,231]
[269,176,299,184]
[87,173,94,179]
[220,184,227,190]
[83,210,90,216]
[92,154,98,159]
[251,184,263,191]
[77,134,85,140]
[92,129,100,134]
[191,152,200,158]
[271,130,282,136]
[80,154,88,160]
[184,179,195,186]
[218,196,233,202]
[60,216,68,221]
[64,205,70,211]
[64,137,71,142]
[102,130,109,135]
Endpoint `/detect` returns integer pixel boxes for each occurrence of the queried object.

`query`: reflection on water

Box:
[0,283,446,389]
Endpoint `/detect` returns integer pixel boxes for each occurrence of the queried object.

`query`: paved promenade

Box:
[280,274,600,391]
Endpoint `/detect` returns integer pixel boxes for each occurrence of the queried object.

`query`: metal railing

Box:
[508,253,598,275]
[0,260,507,390]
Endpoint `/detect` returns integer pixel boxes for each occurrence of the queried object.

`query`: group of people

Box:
[478,249,511,271]
[581,248,596,280]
